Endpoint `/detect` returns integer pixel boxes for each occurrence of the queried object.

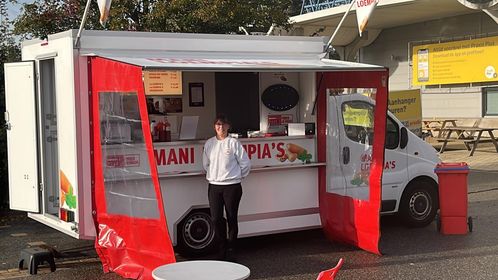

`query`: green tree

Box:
[1,0,21,208]
[4,0,303,207]
[142,0,294,34]
[14,0,101,39]
[14,0,299,39]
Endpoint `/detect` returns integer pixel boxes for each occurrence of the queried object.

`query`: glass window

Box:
[483,87,498,116]
[99,92,159,219]
[342,101,374,145]
[385,116,400,150]
[342,101,399,149]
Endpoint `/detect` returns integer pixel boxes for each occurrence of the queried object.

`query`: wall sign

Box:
[412,35,498,86]
[143,70,182,95]
[189,83,204,107]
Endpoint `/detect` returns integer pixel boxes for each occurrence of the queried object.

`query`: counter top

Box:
[157,162,325,179]
[104,162,325,182]
[103,135,315,147]
[151,135,314,146]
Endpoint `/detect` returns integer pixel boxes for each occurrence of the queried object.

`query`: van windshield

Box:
[342,101,399,149]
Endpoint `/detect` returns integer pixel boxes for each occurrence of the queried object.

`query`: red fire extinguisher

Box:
[164,117,171,142]
[156,117,171,142]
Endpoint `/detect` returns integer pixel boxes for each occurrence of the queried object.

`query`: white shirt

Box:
[202,136,251,185]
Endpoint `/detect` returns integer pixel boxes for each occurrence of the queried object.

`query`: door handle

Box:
[343,146,350,164]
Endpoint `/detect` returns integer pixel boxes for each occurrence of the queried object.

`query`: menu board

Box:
[143,70,182,95]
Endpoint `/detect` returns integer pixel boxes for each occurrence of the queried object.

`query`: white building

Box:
[289,0,498,119]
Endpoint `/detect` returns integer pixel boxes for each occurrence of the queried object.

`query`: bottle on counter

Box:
[164,116,171,142]
[156,120,165,142]
[155,116,171,142]
[150,120,158,141]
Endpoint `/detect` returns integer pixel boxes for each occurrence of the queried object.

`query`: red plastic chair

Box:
[316,258,344,280]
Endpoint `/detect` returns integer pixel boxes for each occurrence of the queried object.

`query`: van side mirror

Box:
[400,127,408,149]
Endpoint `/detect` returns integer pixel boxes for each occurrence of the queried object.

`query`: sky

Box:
[6,0,32,20]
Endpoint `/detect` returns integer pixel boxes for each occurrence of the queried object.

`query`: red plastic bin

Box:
[434,162,471,235]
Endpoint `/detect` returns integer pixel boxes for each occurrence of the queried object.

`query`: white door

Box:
[328,93,407,204]
[336,94,373,201]
[4,61,39,212]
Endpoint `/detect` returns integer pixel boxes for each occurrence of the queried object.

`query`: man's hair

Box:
[214,114,230,125]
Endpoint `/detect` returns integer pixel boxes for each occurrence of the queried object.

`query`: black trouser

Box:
[208,183,242,252]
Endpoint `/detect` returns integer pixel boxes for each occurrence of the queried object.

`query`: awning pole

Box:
[311,73,324,116]
[324,0,357,52]
[74,0,92,48]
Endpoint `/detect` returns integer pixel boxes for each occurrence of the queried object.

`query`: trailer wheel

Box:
[399,178,438,227]
[176,209,217,257]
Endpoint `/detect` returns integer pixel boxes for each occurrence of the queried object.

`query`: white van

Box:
[4,30,440,258]
[328,93,440,226]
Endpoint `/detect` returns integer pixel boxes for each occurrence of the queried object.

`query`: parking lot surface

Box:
[1,143,498,279]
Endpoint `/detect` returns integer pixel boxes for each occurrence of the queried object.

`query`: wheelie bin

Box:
[434,162,472,235]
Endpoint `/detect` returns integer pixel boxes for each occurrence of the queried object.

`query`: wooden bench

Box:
[422,119,457,139]
[423,118,482,140]
[438,126,498,156]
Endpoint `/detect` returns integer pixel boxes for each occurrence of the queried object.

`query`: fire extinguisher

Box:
[164,116,171,142]
[156,120,165,142]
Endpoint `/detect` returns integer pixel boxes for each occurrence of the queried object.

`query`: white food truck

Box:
[4,30,440,264]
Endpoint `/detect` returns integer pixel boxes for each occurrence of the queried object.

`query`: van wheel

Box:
[176,209,217,257]
[399,179,438,227]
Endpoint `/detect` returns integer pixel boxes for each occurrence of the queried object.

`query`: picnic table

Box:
[438,126,498,156]
[422,119,457,138]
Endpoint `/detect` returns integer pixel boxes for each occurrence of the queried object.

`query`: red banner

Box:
[316,70,388,255]
[90,57,175,279]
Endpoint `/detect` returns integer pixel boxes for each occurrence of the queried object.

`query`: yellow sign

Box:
[412,36,498,86]
[343,105,373,128]
[388,90,422,136]
[143,70,182,95]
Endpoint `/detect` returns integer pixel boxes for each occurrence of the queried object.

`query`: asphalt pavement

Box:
[1,142,498,279]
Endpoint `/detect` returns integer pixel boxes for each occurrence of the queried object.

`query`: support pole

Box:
[324,0,357,53]
[74,0,92,48]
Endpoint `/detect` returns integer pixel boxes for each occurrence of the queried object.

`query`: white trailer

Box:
[4,30,439,264]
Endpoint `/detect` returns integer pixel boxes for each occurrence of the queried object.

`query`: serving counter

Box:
[102,135,323,242]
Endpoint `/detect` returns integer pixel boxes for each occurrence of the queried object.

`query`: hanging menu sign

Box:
[143,70,183,95]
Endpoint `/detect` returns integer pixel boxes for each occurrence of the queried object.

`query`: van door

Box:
[331,94,407,210]
[4,61,40,212]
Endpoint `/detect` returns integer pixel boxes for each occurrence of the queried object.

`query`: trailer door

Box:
[4,61,39,212]
[317,71,388,255]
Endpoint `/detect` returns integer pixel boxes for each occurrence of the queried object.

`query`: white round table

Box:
[152,260,250,280]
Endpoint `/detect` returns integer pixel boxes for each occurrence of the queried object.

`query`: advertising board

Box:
[412,36,498,86]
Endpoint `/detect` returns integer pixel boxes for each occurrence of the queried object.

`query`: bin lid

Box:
[434,162,469,173]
